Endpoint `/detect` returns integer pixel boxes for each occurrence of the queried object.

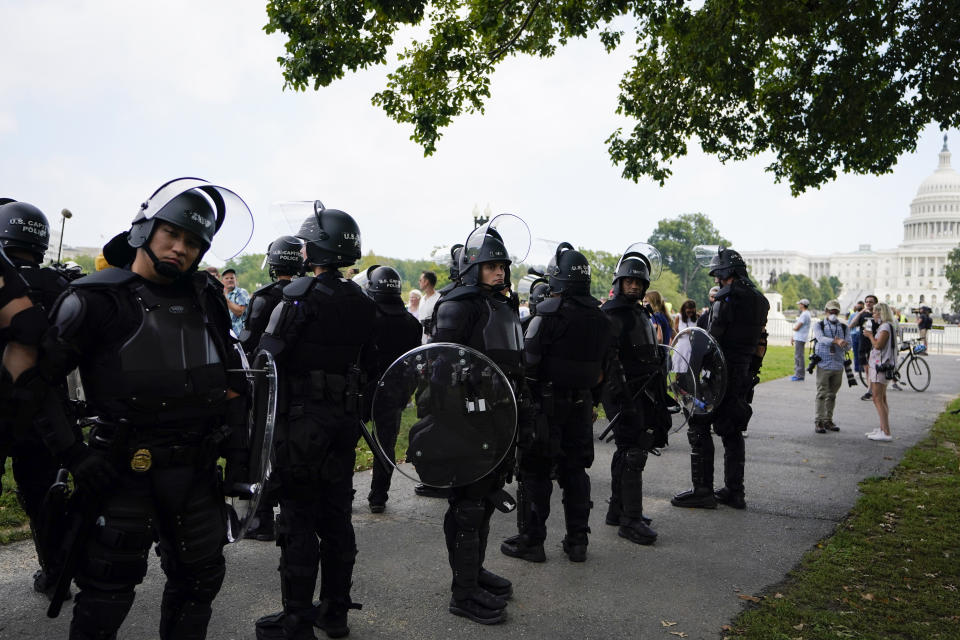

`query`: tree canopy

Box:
[944,246,960,313]
[264,0,959,194]
[647,212,727,305]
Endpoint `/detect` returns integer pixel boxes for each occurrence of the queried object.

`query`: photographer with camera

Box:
[810,300,852,433]
[863,302,897,442]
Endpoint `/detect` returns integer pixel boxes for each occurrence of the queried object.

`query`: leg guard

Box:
[671,427,717,509]
[278,500,320,615]
[448,499,486,597]
[607,448,623,524]
[559,468,592,537]
[719,431,746,508]
[69,589,136,640]
[617,448,657,545]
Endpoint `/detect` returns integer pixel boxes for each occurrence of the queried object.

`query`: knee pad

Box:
[452,499,486,531]
[687,427,712,449]
[623,448,647,474]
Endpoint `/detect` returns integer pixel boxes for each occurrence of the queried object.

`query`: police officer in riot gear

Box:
[0,200,74,596]
[429,227,521,625]
[413,244,462,499]
[520,278,550,332]
[17,179,251,639]
[671,247,768,510]
[256,202,376,639]
[501,243,611,563]
[240,235,305,354]
[600,248,669,545]
[361,264,423,513]
[240,235,305,542]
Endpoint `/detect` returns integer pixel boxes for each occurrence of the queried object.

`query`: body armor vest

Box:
[284,274,375,377]
[240,279,288,352]
[604,298,660,377]
[537,297,608,389]
[373,299,422,374]
[710,279,769,364]
[481,295,524,378]
[81,282,227,422]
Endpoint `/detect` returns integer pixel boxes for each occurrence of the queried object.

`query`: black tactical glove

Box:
[223,450,251,497]
[62,441,118,493]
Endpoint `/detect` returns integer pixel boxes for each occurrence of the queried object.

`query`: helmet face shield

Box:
[694,245,721,269]
[273,201,361,268]
[135,177,254,261]
[460,214,530,284]
[616,242,662,282]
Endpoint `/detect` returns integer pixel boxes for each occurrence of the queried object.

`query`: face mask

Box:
[828,313,838,322]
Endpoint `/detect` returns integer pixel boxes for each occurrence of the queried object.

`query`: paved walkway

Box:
[2,355,959,639]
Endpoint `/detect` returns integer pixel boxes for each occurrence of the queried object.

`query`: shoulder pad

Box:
[21,266,68,294]
[282,276,317,300]
[70,268,139,288]
[253,281,281,297]
[376,299,408,316]
[715,284,734,299]
[441,285,482,302]
[569,294,602,308]
[536,296,562,315]
[601,296,633,312]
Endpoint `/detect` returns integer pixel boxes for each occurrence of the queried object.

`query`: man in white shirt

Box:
[417,270,440,342]
[791,298,812,381]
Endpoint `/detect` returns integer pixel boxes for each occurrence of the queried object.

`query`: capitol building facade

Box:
[742,136,960,315]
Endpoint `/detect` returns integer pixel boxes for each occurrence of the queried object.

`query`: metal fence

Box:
[765,316,950,354]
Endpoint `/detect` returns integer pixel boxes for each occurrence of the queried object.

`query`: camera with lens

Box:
[842,357,858,387]
[807,353,821,374]
[877,362,899,381]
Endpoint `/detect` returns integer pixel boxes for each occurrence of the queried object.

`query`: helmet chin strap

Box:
[143,244,194,281]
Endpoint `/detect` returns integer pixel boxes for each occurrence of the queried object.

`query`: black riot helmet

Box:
[460,228,511,289]
[707,247,748,281]
[449,243,464,282]
[265,235,305,278]
[297,201,362,269]
[612,255,651,299]
[0,201,50,263]
[366,264,404,301]
[547,242,591,295]
[527,278,550,315]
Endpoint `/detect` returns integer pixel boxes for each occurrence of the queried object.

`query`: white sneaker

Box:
[868,432,892,442]
[864,428,881,436]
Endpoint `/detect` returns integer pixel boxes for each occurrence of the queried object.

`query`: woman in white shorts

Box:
[863,302,896,441]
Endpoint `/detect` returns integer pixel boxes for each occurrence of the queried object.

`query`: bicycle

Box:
[857,339,930,392]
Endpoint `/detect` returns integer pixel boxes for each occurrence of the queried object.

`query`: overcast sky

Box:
[2,1,953,264]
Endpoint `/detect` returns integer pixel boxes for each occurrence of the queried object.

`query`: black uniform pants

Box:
[275,398,359,615]
[69,463,227,640]
[516,393,594,542]
[686,366,753,494]
[368,407,401,503]
[443,470,503,599]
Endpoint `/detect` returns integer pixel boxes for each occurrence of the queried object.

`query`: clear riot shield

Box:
[670,326,728,427]
[368,343,517,488]
[225,348,278,543]
[598,343,696,442]
[660,343,698,433]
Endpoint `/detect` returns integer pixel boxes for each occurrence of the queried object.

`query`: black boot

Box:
[477,569,513,599]
[562,531,589,562]
[672,429,717,509]
[313,600,357,639]
[448,590,507,625]
[245,507,277,541]
[500,534,546,562]
[714,487,746,509]
[618,448,658,544]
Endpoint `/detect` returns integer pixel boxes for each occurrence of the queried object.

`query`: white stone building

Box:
[742,136,960,315]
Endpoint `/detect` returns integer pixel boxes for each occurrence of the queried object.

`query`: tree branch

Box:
[487,0,542,62]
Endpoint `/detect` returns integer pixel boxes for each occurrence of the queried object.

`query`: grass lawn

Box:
[758,344,795,383]
[726,398,960,640]
[0,457,31,544]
